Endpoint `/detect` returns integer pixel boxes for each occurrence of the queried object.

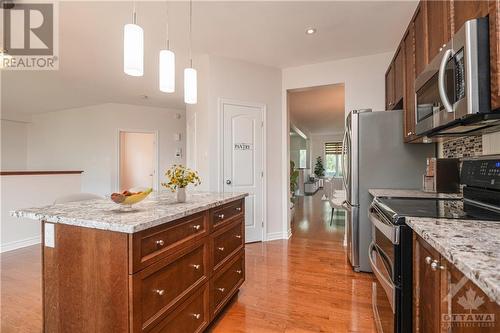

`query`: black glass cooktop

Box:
[376,197,469,221]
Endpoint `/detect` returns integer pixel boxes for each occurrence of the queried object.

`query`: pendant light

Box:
[159,1,175,93]
[184,0,197,104]
[123,2,144,76]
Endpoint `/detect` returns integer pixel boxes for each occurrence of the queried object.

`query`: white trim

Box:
[116,129,160,192]
[218,98,267,243]
[0,235,41,253]
[266,231,290,241]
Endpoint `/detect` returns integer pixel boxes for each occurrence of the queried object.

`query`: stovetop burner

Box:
[374,197,500,224]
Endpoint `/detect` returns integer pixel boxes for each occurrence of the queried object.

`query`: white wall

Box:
[1,174,81,252]
[1,119,29,170]
[187,55,285,239]
[27,103,186,195]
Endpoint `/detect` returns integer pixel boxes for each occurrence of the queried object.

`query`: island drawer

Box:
[149,283,209,333]
[210,249,245,319]
[130,211,209,273]
[211,219,244,272]
[130,240,209,332]
[210,199,244,230]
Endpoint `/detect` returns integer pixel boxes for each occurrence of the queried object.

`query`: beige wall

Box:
[1,120,29,170]
[483,132,500,155]
[27,103,185,195]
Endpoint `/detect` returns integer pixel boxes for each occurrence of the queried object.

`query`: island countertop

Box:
[406,217,500,305]
[11,191,248,233]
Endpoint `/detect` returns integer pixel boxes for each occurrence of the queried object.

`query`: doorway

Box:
[220,99,266,243]
[118,130,158,192]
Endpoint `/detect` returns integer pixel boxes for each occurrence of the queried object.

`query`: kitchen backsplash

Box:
[441,136,483,158]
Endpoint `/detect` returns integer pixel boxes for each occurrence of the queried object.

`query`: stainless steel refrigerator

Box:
[342,109,434,272]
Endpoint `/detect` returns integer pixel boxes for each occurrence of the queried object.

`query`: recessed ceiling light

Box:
[305,28,317,35]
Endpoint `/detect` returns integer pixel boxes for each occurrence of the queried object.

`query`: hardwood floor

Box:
[0,191,375,332]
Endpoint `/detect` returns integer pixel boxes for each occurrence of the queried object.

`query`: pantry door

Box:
[221,100,265,243]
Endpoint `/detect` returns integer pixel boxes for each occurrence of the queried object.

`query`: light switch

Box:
[174,133,181,141]
[44,223,55,248]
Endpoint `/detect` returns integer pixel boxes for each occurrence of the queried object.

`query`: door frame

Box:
[116,129,159,192]
[218,98,267,242]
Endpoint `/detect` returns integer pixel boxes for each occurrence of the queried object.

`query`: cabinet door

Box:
[414,2,428,77]
[413,235,441,333]
[427,0,452,60]
[385,63,395,110]
[453,0,488,33]
[403,26,416,141]
[394,46,405,106]
[490,0,500,111]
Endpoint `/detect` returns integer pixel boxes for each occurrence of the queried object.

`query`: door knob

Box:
[226,179,232,185]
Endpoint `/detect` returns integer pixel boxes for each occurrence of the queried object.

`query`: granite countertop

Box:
[406,217,500,305]
[11,191,248,233]
[369,188,462,199]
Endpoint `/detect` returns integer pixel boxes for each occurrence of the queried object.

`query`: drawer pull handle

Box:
[425,256,432,264]
[235,234,242,239]
[217,247,225,252]
[235,207,242,212]
[192,313,201,320]
[217,287,225,293]
[218,213,225,220]
[236,269,242,275]
[156,240,165,247]
[191,264,201,270]
[154,289,165,296]
[192,224,201,231]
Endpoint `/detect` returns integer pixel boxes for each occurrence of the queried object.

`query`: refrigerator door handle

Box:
[341,131,348,191]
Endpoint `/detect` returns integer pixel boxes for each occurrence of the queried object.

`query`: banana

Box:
[112,188,153,205]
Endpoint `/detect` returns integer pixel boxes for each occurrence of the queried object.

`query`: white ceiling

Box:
[289,84,345,135]
[2,1,418,118]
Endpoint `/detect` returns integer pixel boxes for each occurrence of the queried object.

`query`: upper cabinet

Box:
[386,0,500,142]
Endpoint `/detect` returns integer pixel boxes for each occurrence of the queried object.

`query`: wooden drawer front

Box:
[132,241,209,332]
[210,199,244,229]
[212,220,244,272]
[131,211,208,273]
[211,250,245,318]
[150,283,209,333]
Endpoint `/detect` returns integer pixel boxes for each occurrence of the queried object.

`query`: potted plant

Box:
[314,156,325,178]
[161,165,201,203]
[290,160,299,221]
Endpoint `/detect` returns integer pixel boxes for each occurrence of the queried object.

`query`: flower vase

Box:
[177,187,186,203]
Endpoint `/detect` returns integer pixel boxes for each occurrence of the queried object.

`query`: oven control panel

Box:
[461,156,500,190]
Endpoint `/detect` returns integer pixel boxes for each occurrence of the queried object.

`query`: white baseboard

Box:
[0,235,41,253]
[266,231,288,241]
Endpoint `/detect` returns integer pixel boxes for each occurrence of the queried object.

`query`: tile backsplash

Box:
[441,136,483,158]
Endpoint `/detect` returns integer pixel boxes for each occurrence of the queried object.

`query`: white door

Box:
[222,101,264,243]
[119,132,156,191]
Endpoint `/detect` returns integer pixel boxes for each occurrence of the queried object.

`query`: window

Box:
[324,142,343,177]
[299,149,307,169]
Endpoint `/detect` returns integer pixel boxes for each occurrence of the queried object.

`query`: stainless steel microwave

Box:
[415,18,500,137]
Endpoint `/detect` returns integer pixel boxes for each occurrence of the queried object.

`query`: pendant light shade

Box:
[159,50,175,92]
[123,23,144,76]
[184,67,197,104]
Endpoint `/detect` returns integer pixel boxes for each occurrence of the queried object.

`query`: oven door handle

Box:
[368,207,400,245]
[438,48,454,113]
[369,242,396,314]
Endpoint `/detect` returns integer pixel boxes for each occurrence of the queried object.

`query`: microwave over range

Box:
[415,17,500,137]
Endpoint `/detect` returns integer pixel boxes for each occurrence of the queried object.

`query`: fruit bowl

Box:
[111,188,152,209]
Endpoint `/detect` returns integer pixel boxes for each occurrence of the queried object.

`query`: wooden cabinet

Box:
[42,198,246,333]
[490,0,500,110]
[385,63,395,110]
[453,0,488,33]
[403,26,417,141]
[413,234,500,333]
[426,1,452,61]
[414,2,428,78]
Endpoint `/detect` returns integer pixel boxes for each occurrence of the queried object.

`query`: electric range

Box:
[368,155,500,333]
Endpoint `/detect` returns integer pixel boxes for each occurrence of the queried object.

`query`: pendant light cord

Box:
[189,0,192,67]
[165,1,170,50]
[132,1,137,24]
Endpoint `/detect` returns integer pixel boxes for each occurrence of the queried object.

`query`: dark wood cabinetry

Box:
[386,0,500,142]
[413,234,500,333]
[42,199,246,333]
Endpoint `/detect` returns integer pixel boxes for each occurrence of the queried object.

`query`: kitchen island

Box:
[12,191,247,333]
